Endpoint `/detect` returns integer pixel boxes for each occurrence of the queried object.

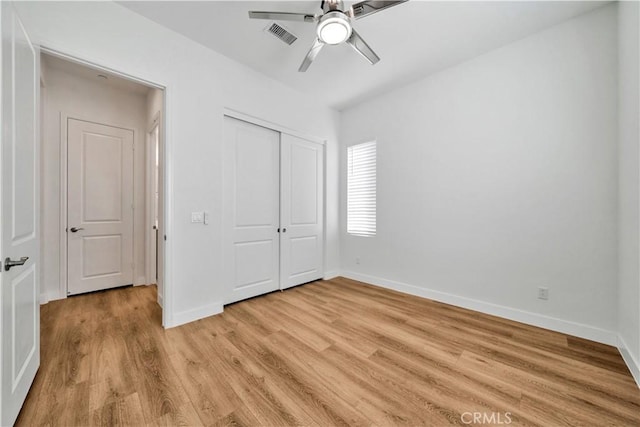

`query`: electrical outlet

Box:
[191,212,203,223]
[355,257,361,265]
[537,287,549,300]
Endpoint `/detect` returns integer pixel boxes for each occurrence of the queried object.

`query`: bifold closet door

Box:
[223,116,280,304]
[280,134,324,289]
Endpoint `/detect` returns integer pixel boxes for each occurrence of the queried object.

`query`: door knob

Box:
[70,227,84,233]
[4,256,29,271]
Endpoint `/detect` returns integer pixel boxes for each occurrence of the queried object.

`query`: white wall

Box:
[16,1,340,326]
[340,5,619,343]
[618,0,640,385]
[41,60,149,301]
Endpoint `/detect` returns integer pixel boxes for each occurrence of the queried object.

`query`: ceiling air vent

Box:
[265,22,297,45]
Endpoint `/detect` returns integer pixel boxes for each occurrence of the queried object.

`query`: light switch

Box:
[191,212,204,223]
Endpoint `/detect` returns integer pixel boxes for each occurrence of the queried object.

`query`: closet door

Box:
[223,116,280,304]
[280,134,324,289]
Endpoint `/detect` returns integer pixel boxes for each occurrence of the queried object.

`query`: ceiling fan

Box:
[249,0,407,72]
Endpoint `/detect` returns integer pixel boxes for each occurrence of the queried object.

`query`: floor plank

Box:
[15,278,640,426]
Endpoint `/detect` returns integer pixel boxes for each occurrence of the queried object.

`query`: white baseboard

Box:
[166,300,223,328]
[618,335,640,388]
[157,291,163,309]
[341,271,618,346]
[39,290,64,305]
[323,270,340,280]
[39,293,50,305]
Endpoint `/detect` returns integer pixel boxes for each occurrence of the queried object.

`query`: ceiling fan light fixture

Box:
[249,0,406,71]
[317,12,352,45]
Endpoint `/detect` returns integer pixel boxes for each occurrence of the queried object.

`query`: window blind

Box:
[347,141,376,237]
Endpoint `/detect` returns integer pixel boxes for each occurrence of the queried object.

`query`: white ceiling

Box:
[42,53,152,95]
[120,1,610,110]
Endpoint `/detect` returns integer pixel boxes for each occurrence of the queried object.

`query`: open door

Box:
[1,2,40,425]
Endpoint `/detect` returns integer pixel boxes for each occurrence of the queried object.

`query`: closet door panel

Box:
[280,134,324,289]
[223,116,280,304]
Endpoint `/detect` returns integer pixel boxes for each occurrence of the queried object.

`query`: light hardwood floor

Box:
[16,277,640,426]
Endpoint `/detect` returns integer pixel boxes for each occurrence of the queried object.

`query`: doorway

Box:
[39,52,166,318]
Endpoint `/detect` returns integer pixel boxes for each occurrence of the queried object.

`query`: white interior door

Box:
[156,122,164,308]
[280,134,324,289]
[149,124,159,284]
[223,116,280,304]
[67,119,134,295]
[1,3,40,425]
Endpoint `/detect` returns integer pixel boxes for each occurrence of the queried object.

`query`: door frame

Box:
[223,108,326,146]
[39,46,172,327]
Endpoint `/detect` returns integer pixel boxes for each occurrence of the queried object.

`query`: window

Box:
[347,141,376,236]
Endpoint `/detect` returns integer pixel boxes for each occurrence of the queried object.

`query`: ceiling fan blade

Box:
[346,29,380,65]
[350,0,407,20]
[298,38,325,72]
[248,11,317,23]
